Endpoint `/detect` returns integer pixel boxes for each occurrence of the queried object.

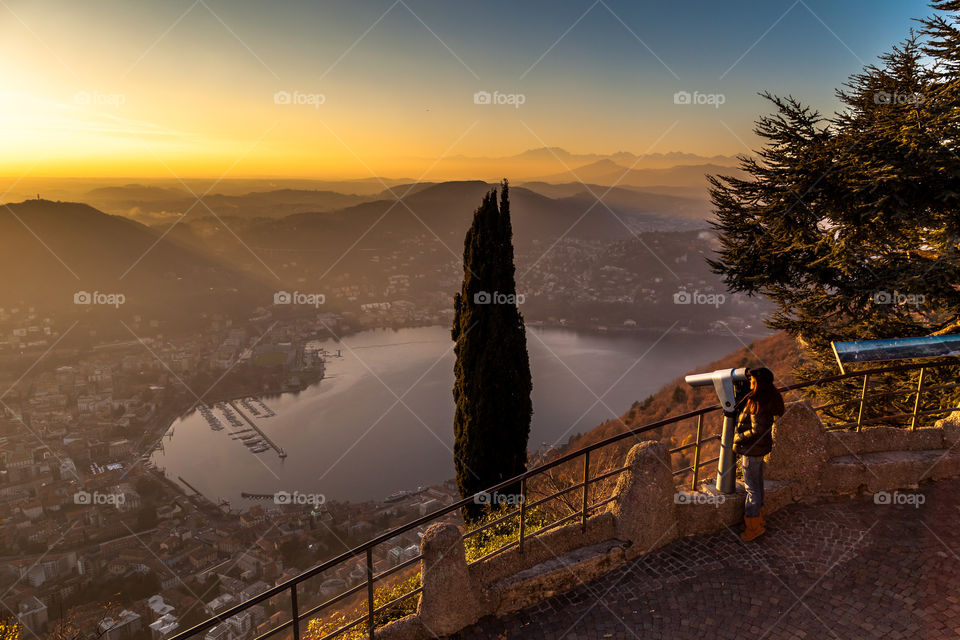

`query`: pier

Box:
[228,400,287,458]
[240,491,275,500]
[178,475,203,496]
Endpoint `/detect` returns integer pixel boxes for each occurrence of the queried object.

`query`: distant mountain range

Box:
[432,147,741,181]
[84,186,375,224]
[0,175,724,315]
[529,160,744,192]
[168,180,711,267]
[3,148,742,205]
[504,147,740,168]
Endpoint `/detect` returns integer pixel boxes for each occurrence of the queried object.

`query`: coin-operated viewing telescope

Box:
[684,367,750,493]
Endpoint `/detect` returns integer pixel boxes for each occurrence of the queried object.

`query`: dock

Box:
[228,400,287,458]
[240,491,275,500]
[178,475,203,496]
[178,476,221,512]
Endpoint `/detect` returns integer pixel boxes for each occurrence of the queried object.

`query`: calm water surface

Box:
[150,326,749,504]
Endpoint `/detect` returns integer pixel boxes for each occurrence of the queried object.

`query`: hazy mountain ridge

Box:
[531,161,746,192]
[0,199,274,317]
[85,186,377,225]
[245,181,706,256]
[0,177,730,327]
[437,147,741,176]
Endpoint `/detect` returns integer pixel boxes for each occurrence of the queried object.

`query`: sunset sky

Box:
[0,0,930,179]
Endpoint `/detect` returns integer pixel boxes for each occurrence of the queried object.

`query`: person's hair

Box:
[744,367,785,416]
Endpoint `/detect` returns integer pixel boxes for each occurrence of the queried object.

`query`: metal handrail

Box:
[813,379,960,413]
[170,358,958,640]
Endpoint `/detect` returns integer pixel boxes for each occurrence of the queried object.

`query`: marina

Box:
[197,403,224,430]
[229,399,286,458]
[240,397,263,418]
[192,398,284,456]
[216,402,245,428]
[251,397,276,417]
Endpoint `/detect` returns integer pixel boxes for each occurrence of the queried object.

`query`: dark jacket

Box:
[733,410,775,457]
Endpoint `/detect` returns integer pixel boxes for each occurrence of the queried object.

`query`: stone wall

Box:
[374,407,960,639]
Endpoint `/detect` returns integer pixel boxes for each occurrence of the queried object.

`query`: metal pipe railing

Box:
[170,358,958,640]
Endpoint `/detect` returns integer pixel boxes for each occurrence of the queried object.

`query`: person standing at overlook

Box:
[734,367,785,541]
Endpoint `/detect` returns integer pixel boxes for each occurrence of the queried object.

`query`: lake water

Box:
[150,325,749,504]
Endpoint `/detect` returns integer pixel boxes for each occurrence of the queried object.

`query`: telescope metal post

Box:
[685,367,748,495]
[716,411,738,494]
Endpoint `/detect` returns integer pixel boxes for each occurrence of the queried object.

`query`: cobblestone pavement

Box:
[445,477,960,640]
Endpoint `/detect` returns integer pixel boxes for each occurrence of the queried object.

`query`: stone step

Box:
[821,448,960,494]
[675,479,794,537]
[490,539,626,615]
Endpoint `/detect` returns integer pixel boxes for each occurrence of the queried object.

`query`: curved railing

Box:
[170,359,960,640]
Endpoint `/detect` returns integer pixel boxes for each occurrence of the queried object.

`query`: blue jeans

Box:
[742,455,764,518]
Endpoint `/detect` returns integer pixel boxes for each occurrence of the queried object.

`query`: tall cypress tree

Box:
[452,180,532,522]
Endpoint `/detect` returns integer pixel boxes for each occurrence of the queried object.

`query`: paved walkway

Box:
[445,476,960,640]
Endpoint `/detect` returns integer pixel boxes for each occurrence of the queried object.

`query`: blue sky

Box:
[0,0,936,176]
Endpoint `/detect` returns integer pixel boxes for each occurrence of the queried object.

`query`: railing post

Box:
[366,548,375,640]
[856,373,870,432]
[419,523,480,635]
[691,414,703,490]
[911,367,926,430]
[290,584,300,640]
[580,450,590,532]
[518,477,527,555]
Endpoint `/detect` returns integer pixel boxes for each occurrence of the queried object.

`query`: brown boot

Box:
[740,510,766,532]
[740,516,765,542]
